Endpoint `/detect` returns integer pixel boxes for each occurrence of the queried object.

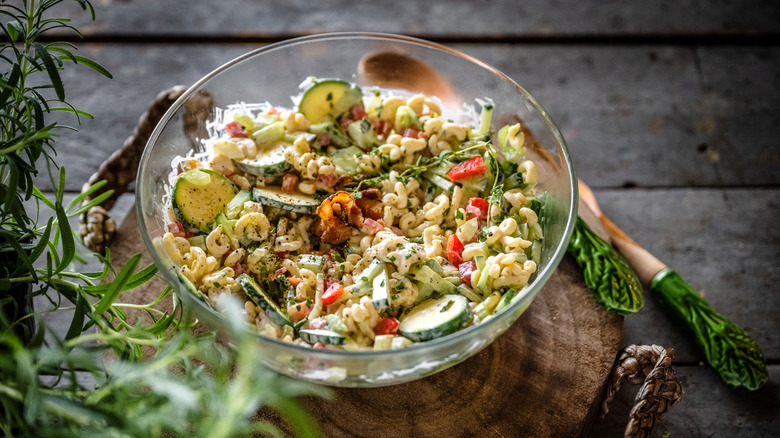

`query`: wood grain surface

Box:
[107,179,623,438]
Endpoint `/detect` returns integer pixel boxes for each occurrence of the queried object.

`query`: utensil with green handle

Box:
[578,180,768,390]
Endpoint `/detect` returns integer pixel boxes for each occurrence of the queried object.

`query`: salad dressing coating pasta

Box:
[158,78,546,350]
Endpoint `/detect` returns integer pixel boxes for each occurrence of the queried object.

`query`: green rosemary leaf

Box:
[33,42,65,101]
[93,254,141,316]
[54,200,75,273]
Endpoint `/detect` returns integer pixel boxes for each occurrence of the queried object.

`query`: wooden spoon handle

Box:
[577,180,666,285]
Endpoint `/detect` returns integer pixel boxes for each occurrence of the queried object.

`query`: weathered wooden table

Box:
[45,1,779,436]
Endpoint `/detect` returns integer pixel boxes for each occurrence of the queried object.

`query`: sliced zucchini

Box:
[172,169,237,233]
[251,186,320,213]
[176,269,206,302]
[294,254,325,273]
[408,263,456,303]
[422,170,456,192]
[371,262,391,310]
[329,145,363,175]
[299,328,346,346]
[252,121,285,145]
[298,80,362,123]
[398,295,471,342]
[237,274,291,327]
[347,118,379,150]
[234,143,291,177]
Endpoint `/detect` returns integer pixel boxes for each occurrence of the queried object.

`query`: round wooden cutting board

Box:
[109,203,622,438]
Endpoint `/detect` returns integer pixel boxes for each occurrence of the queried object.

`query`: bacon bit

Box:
[266,107,280,115]
[354,188,384,220]
[276,252,289,259]
[401,127,420,138]
[231,262,247,277]
[323,253,334,272]
[316,191,364,245]
[317,173,339,188]
[309,317,328,330]
[312,342,327,349]
[391,226,406,236]
[317,132,332,147]
[373,118,393,138]
[282,173,299,192]
[288,276,303,287]
[268,266,288,281]
[333,175,354,191]
[362,218,384,235]
[166,221,193,238]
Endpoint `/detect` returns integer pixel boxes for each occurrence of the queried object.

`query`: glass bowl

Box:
[136,32,577,387]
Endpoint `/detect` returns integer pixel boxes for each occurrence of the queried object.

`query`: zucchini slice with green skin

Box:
[299,328,346,346]
[294,254,325,273]
[172,169,237,233]
[371,262,391,310]
[237,274,291,327]
[398,295,471,342]
[251,186,320,213]
[176,270,206,302]
[234,144,291,177]
[298,80,362,123]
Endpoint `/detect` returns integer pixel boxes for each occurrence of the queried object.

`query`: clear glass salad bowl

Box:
[136,32,577,387]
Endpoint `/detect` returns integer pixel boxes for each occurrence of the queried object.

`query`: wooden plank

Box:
[44,43,780,192]
[53,0,780,38]
[587,364,780,437]
[591,188,780,363]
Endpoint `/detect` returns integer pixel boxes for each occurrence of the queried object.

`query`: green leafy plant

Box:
[650,269,767,390]
[1,1,324,435]
[567,217,644,315]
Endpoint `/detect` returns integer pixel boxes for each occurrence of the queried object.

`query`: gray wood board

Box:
[43,43,780,192]
[53,0,780,38]
[593,188,780,364]
[587,364,780,438]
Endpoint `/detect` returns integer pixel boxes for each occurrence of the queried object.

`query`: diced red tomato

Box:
[374,317,400,336]
[322,282,345,306]
[447,234,465,267]
[362,218,384,234]
[287,301,313,322]
[465,197,489,220]
[458,260,477,286]
[282,173,299,192]
[266,107,280,116]
[288,276,303,287]
[166,221,192,238]
[446,156,486,181]
[225,121,249,138]
[351,103,367,120]
[317,173,339,188]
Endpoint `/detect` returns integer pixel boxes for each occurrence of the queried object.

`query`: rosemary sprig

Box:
[1,1,321,435]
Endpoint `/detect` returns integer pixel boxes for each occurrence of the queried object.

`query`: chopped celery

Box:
[393,105,421,132]
[225,190,251,219]
[347,118,379,150]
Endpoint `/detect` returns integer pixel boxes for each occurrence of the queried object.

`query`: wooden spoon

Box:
[578,179,767,390]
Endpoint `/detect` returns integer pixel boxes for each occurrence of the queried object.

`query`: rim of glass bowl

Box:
[136,31,578,360]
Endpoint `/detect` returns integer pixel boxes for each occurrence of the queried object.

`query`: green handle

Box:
[651,269,768,390]
[567,217,644,315]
